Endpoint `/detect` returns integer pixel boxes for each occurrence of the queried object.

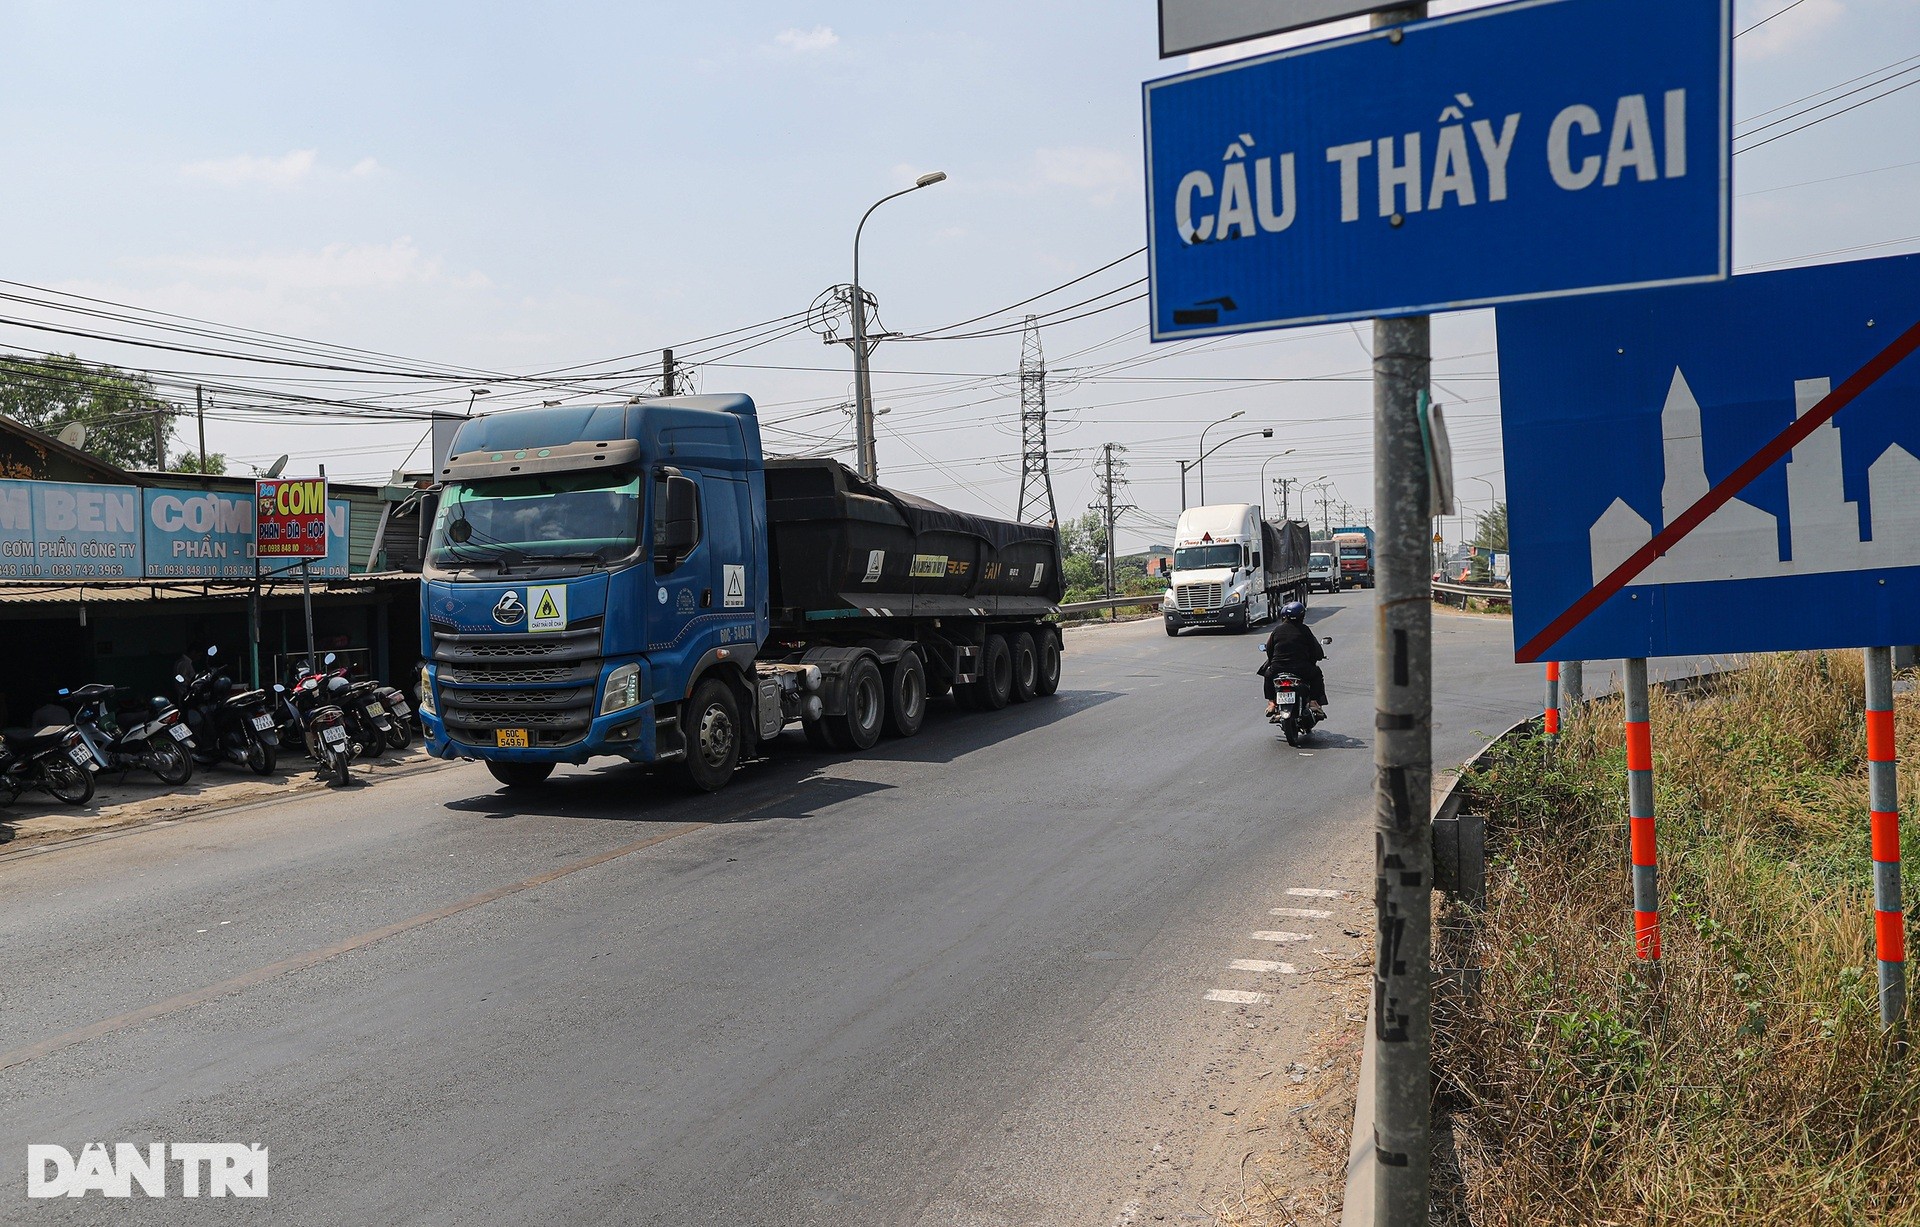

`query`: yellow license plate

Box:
[495,729,530,748]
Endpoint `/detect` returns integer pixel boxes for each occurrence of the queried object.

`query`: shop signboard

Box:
[255,478,330,559]
[142,488,257,579]
[0,478,144,579]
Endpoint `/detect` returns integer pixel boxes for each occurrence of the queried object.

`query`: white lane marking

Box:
[1230,958,1298,973]
[1204,988,1271,1005]
[1271,907,1332,919]
[1252,930,1313,943]
[1288,887,1342,898]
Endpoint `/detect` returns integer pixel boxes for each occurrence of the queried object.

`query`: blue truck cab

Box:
[418,395,1066,793]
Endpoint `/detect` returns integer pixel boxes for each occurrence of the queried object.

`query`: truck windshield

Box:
[429,470,641,567]
[1311,553,1332,567]
[1174,544,1243,570]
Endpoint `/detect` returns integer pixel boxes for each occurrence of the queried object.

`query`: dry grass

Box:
[1437,652,1920,1225]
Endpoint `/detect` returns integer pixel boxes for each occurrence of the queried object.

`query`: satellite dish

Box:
[265,455,290,479]
[57,423,87,448]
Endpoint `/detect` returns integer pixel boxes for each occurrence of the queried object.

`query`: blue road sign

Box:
[1499,253,1920,662]
[1142,0,1729,338]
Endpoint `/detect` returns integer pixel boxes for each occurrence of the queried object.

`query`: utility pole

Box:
[1016,316,1059,529]
[1369,11,1433,1225]
[1098,443,1132,605]
[661,348,677,396]
[152,404,166,469]
[195,385,208,477]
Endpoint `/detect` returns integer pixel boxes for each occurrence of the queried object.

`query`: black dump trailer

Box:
[755,459,1065,743]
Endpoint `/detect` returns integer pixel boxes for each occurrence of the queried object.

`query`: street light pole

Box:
[849,171,947,482]
[1258,450,1297,521]
[1196,410,1246,505]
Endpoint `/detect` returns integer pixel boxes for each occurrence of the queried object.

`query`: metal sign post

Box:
[1544,661,1562,741]
[255,471,331,676]
[1371,303,1432,1225]
[1864,646,1908,1032]
[1623,658,1662,962]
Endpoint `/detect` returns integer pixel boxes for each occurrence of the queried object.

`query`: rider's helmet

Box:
[1280,600,1307,622]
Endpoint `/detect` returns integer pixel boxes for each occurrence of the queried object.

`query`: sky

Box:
[2,0,1917,551]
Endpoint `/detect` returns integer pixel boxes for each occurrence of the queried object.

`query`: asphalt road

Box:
[1,595,1555,1225]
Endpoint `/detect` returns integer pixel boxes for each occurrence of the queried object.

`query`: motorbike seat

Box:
[224,689,267,708]
[66,683,119,699]
[4,726,70,751]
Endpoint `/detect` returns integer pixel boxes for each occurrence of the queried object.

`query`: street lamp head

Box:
[1261,428,1273,438]
[1229,410,1246,421]
[914,171,948,188]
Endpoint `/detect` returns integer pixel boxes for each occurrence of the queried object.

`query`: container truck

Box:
[1160,504,1311,636]
[1331,526,1375,589]
[415,395,1065,793]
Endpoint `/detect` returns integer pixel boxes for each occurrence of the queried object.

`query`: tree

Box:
[1472,501,1508,552]
[1059,509,1107,562]
[169,449,228,476]
[0,352,174,470]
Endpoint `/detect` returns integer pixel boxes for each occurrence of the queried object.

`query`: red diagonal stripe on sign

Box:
[1517,314,1920,664]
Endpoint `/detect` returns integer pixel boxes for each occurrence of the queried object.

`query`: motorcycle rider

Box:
[1262,601,1327,719]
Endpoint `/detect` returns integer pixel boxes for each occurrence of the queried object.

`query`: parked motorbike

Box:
[370,681,417,750]
[278,666,354,786]
[329,667,394,759]
[174,646,279,776]
[51,684,195,786]
[0,723,97,806]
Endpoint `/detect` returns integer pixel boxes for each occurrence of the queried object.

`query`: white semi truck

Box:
[1161,504,1310,636]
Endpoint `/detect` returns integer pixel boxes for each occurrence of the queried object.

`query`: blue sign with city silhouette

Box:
[1142,0,1729,337]
[1498,252,1920,660]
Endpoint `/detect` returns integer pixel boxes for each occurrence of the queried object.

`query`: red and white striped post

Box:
[1864,646,1907,1030]
[1624,658,1660,961]
[1544,662,1561,740]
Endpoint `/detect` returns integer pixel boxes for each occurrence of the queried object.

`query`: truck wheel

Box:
[826,657,885,751]
[1034,632,1062,697]
[883,653,927,738]
[1164,618,1180,637]
[1009,632,1039,703]
[976,635,1014,710]
[487,761,553,789]
[674,678,740,792]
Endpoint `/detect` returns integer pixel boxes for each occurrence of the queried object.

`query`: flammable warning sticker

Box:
[528,584,567,632]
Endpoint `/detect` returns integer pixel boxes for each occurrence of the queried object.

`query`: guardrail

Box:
[1432,579,1511,608]
[1057,594,1165,616]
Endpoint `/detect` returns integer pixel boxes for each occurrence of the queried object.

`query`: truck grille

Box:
[1174,582,1223,611]
[432,628,602,746]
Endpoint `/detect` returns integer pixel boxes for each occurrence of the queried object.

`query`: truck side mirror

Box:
[417,489,441,560]
[654,475,699,567]
[1251,552,1261,569]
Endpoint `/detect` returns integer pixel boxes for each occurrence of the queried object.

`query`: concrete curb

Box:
[1339,994,1378,1227]
[0,751,459,863]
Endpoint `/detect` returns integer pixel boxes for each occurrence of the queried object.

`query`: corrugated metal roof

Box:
[0,573,417,605]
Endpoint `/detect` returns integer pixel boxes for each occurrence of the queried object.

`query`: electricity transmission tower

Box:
[1098,442,1133,602]
[1016,315,1059,528]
